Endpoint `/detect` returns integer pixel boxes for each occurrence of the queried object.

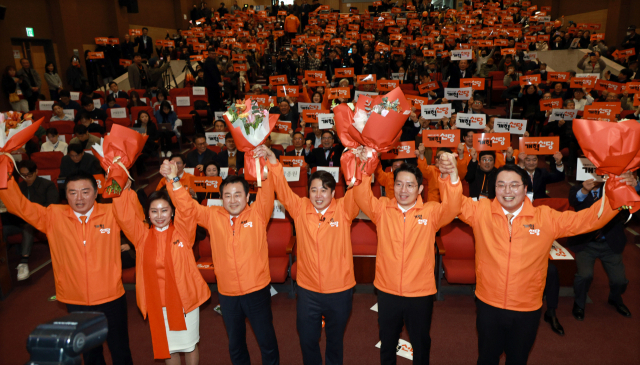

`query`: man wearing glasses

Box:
[458,164,636,365]
[306,131,343,168]
[465,149,507,199]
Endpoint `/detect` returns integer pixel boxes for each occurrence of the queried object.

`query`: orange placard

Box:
[624,82,640,93]
[584,102,621,121]
[305,70,326,81]
[520,74,541,86]
[274,120,292,134]
[537,34,550,42]
[277,85,299,97]
[590,33,605,41]
[119,59,132,66]
[634,94,640,106]
[246,94,272,108]
[594,79,624,93]
[94,174,106,194]
[405,95,430,109]
[473,133,511,151]
[501,48,516,55]
[570,77,596,88]
[335,68,354,78]
[418,82,439,94]
[302,109,329,124]
[217,48,231,57]
[233,63,247,72]
[232,54,246,61]
[129,29,142,36]
[356,74,377,85]
[423,49,436,57]
[95,37,108,45]
[519,137,559,155]
[422,129,460,148]
[547,72,570,82]
[88,52,104,59]
[461,78,485,90]
[618,48,637,57]
[377,80,400,91]
[269,75,288,86]
[539,98,563,111]
[328,87,350,99]
[380,141,415,160]
[494,39,509,46]
[190,55,204,62]
[192,176,222,193]
[279,156,306,168]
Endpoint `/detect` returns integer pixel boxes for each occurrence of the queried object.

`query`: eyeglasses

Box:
[321,137,333,141]
[394,182,418,191]
[480,158,494,163]
[496,183,524,191]
[524,158,538,163]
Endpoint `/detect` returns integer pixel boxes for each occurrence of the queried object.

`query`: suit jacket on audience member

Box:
[135,35,154,57]
[523,165,565,200]
[305,132,322,148]
[567,184,629,254]
[109,90,129,99]
[285,148,310,157]
[464,160,498,199]
[59,153,103,178]
[306,143,343,168]
[216,150,245,169]
[19,177,59,207]
[186,148,217,168]
[127,63,150,90]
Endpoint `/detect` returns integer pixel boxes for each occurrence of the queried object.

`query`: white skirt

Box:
[162,307,200,354]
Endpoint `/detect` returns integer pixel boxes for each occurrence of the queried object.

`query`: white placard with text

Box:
[298,102,321,113]
[576,158,605,182]
[456,113,486,129]
[205,132,226,145]
[494,118,527,135]
[283,167,301,182]
[317,113,335,130]
[176,96,191,106]
[271,200,286,219]
[317,166,340,182]
[110,107,127,119]
[193,86,205,95]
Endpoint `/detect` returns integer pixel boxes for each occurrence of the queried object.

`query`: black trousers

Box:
[476,299,541,365]
[544,261,559,310]
[574,240,628,308]
[378,290,434,365]
[207,87,223,112]
[218,285,280,365]
[297,286,353,365]
[66,294,133,365]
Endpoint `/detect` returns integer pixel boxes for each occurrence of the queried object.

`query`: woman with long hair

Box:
[1,65,30,112]
[113,184,209,365]
[44,62,63,101]
[154,100,181,157]
[128,90,148,108]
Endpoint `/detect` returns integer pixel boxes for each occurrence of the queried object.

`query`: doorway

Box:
[11,38,57,101]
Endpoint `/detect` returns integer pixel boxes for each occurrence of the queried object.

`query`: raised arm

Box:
[431,152,463,229]
[552,195,618,239]
[263,149,302,218]
[342,187,361,221]
[112,187,148,248]
[354,172,384,225]
[162,160,211,228]
[252,148,276,224]
[0,178,49,233]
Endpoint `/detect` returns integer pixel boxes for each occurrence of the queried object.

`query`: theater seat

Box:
[266,220,295,284]
[122,268,136,284]
[532,198,573,212]
[351,220,377,256]
[196,235,216,283]
[435,219,476,300]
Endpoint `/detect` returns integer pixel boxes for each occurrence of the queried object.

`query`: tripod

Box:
[162,61,179,90]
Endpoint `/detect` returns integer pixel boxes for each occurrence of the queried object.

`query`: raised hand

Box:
[470,147,477,161]
[553,151,563,164]
[506,147,514,159]
[581,179,597,194]
[417,143,426,159]
[160,160,173,178]
[457,142,465,157]
[439,152,459,182]
[617,171,638,187]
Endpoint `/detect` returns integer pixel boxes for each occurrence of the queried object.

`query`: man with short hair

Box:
[456,130,475,178]
[108,81,128,99]
[186,134,217,171]
[217,133,245,169]
[135,27,153,59]
[458,164,633,365]
[17,58,41,110]
[74,96,107,124]
[355,152,462,365]
[161,157,280,365]
[306,131,343,168]
[517,152,565,200]
[465,149,502,199]
[69,124,101,150]
[2,160,58,280]
[304,122,323,148]
[285,132,311,157]
[60,143,103,178]
[59,90,82,111]
[204,48,223,111]
[127,53,150,90]
[270,99,300,131]
[0,172,134,365]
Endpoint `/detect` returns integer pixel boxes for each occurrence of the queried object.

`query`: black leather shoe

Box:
[608,299,632,317]
[572,303,585,321]
[544,312,565,336]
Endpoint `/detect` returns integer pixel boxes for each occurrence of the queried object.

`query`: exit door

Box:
[12,39,56,101]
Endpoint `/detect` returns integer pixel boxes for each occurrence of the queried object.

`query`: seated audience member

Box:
[152,89,169,109]
[108,81,128,99]
[306,131,343,168]
[286,131,311,157]
[156,155,196,197]
[217,133,244,169]
[197,161,222,201]
[40,128,68,155]
[465,149,498,199]
[572,88,594,111]
[304,122,323,148]
[69,124,100,150]
[264,134,282,160]
[50,102,73,122]
[75,112,106,135]
[59,143,103,178]
[269,98,300,131]
[517,152,565,200]
[75,95,107,123]
[2,160,59,280]
[58,90,81,111]
[154,101,181,157]
[133,110,159,154]
[100,94,121,111]
[187,133,217,171]
[128,90,147,108]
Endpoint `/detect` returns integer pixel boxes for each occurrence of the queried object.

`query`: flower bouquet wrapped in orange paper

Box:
[573,118,640,213]
[223,99,280,185]
[92,124,148,198]
[334,87,411,186]
[0,112,43,189]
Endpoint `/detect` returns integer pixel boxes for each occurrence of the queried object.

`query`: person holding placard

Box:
[269,99,300,131]
[160,156,280,365]
[353,151,462,365]
[458,164,634,365]
[286,132,311,157]
[258,144,360,365]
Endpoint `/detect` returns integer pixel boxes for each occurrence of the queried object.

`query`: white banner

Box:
[176,96,191,106]
[271,200,286,219]
[39,101,54,110]
[317,113,335,130]
[538,16,551,23]
[93,99,102,109]
[523,52,538,61]
[110,107,127,119]
[550,240,574,260]
[421,103,452,119]
[576,158,605,182]
[297,102,321,113]
[451,49,473,60]
[391,73,405,80]
[317,166,340,182]
[214,111,225,121]
[193,86,205,95]
[494,118,527,135]
[575,73,599,79]
[456,113,486,129]
[354,91,378,101]
[205,132,226,145]
[548,109,578,122]
[283,167,301,182]
[444,87,473,100]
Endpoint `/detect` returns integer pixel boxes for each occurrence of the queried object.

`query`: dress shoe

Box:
[572,303,585,321]
[544,312,565,336]
[608,299,632,317]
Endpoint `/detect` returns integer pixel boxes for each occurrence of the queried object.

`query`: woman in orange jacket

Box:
[113,182,210,364]
[256,145,360,365]
[458,164,633,365]
[354,152,462,365]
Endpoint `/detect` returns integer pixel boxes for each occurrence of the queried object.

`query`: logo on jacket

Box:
[330,221,339,227]
[243,221,253,228]
[172,240,184,247]
[418,219,428,226]
[99,228,111,234]
[529,229,540,236]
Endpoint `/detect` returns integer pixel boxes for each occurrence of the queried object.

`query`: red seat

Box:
[38,169,61,187]
[106,117,132,132]
[191,86,208,103]
[130,106,156,124]
[30,151,64,169]
[267,219,295,283]
[129,89,147,98]
[436,219,476,289]
[404,89,420,95]
[48,120,75,135]
[288,167,308,198]
[207,145,222,153]
[122,268,136,284]
[30,110,53,128]
[311,166,345,198]
[115,98,128,107]
[351,220,377,256]
[489,71,507,104]
[271,145,284,153]
[620,110,637,119]
[196,235,217,283]
[400,83,414,91]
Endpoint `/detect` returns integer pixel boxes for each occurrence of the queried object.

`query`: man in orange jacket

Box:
[0,172,133,365]
[257,145,360,365]
[458,164,635,365]
[161,159,280,365]
[284,12,300,41]
[354,152,462,365]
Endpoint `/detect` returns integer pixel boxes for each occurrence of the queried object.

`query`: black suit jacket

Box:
[109,90,129,99]
[567,184,629,254]
[306,144,343,168]
[269,106,299,132]
[285,148,310,157]
[186,149,217,168]
[203,57,222,91]
[465,160,497,199]
[59,153,103,178]
[216,150,245,169]
[523,165,565,200]
[135,35,154,56]
[19,177,59,207]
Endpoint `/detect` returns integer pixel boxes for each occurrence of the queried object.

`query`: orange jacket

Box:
[156,172,194,191]
[112,189,210,318]
[269,160,358,293]
[417,157,441,202]
[458,196,618,311]
[354,173,462,297]
[284,15,300,33]
[167,170,275,296]
[494,149,519,168]
[374,164,395,197]
[0,178,124,305]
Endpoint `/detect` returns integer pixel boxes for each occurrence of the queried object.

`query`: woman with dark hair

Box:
[113,183,209,365]
[196,161,221,202]
[66,55,87,92]
[1,65,30,112]
[154,101,181,157]
[44,62,63,101]
[128,90,148,108]
[153,89,170,109]
[133,110,159,173]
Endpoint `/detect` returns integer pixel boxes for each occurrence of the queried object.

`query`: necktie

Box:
[592,190,598,200]
[506,214,514,236]
[80,216,87,245]
[318,213,324,227]
[231,217,237,231]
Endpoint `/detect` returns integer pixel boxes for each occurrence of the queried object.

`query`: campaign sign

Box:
[548,109,578,122]
[205,132,226,145]
[444,87,472,100]
[317,113,335,129]
[421,103,452,119]
[298,102,321,113]
[422,129,459,147]
[473,133,510,151]
[281,167,301,182]
[494,118,527,135]
[519,137,560,155]
[456,113,486,129]
[280,156,305,168]
[576,157,605,182]
[192,177,223,192]
[381,141,415,160]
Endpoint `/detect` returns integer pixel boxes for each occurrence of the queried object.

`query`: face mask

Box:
[222,59,227,63]
[540,70,546,73]
[628,32,633,36]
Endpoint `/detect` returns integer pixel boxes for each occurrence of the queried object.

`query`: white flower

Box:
[352,109,369,133]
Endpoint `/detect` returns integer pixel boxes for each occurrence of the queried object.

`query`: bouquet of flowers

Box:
[573,118,640,215]
[333,87,411,187]
[223,98,280,185]
[92,124,148,198]
[0,112,43,189]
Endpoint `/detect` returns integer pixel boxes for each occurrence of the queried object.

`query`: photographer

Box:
[347,46,364,75]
